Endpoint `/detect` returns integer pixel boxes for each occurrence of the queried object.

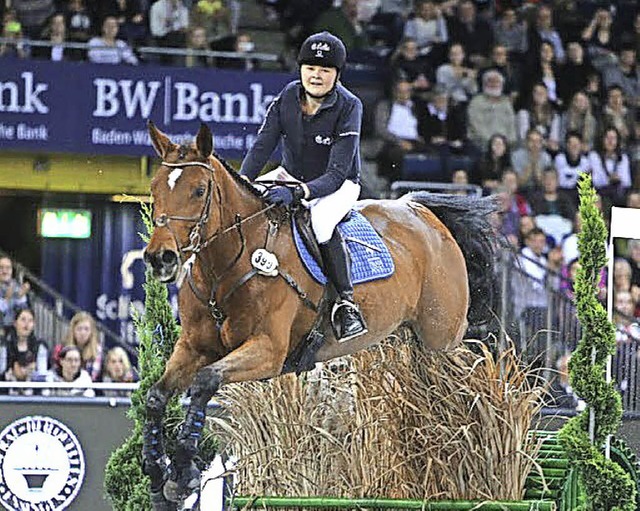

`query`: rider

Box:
[239,31,367,342]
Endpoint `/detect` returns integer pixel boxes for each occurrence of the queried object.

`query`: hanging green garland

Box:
[104,203,217,510]
[558,174,635,510]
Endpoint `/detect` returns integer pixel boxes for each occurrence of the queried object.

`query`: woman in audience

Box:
[559,91,597,153]
[602,85,634,148]
[473,133,512,193]
[581,8,618,70]
[0,308,48,381]
[588,126,631,205]
[32,13,82,61]
[554,132,591,198]
[88,16,138,65]
[516,82,561,152]
[0,256,30,331]
[435,43,477,107]
[45,345,94,397]
[61,311,103,381]
[100,346,138,397]
[522,41,561,108]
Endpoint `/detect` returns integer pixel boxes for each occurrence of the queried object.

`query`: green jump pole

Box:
[231,496,556,510]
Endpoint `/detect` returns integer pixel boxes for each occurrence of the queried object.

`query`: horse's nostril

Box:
[161,250,178,265]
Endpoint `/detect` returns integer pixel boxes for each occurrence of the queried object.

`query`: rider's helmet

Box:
[297,31,347,72]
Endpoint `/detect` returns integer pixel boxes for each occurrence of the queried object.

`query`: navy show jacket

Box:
[239,80,362,199]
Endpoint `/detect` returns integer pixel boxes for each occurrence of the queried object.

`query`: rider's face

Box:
[300,65,338,97]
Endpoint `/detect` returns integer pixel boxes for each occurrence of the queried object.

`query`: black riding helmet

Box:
[297,31,347,72]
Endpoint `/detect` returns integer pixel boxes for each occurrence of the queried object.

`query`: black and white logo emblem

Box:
[0,416,86,511]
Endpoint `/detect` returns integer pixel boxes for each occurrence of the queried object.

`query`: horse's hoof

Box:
[151,488,178,511]
[163,462,200,503]
[163,480,180,503]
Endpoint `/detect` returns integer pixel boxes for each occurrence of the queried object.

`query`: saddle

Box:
[291,208,394,285]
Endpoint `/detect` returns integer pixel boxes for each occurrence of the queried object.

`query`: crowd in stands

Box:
[0,256,138,397]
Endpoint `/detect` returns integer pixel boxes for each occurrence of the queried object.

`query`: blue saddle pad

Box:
[292,211,395,285]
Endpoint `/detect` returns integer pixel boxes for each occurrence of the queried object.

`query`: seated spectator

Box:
[472,133,512,193]
[554,132,591,195]
[191,0,232,44]
[375,79,426,182]
[511,128,552,196]
[447,0,493,68]
[100,346,138,397]
[619,12,639,56]
[3,350,36,396]
[180,25,214,67]
[527,4,565,65]
[502,168,532,218]
[44,345,94,397]
[559,92,597,153]
[0,256,30,332]
[150,0,190,49]
[451,168,469,194]
[479,43,521,102]
[516,82,561,152]
[494,185,520,247]
[467,70,517,153]
[59,311,103,381]
[602,47,640,107]
[32,13,83,62]
[368,0,413,48]
[0,308,48,381]
[615,257,633,293]
[12,0,55,39]
[402,0,448,55]
[389,37,434,98]
[215,32,259,71]
[436,43,478,107]
[602,85,635,147]
[0,9,29,59]
[96,0,148,46]
[64,0,93,43]
[614,290,640,344]
[88,16,139,65]
[581,8,618,71]
[522,41,561,108]
[529,167,576,221]
[492,8,527,58]
[558,41,598,110]
[550,352,584,410]
[584,70,604,116]
[588,126,632,205]
[312,0,369,54]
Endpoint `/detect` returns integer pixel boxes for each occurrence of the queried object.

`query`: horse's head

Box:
[144,121,219,283]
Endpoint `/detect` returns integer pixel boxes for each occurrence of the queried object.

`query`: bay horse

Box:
[142,122,499,510]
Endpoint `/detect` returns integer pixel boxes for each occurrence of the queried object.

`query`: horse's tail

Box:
[406,192,500,326]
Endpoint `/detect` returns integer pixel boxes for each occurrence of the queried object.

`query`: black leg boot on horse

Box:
[143,384,176,511]
[319,229,367,342]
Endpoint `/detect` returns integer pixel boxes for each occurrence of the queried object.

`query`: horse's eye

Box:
[193,186,206,198]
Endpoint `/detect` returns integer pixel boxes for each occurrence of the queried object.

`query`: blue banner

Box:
[0,58,292,159]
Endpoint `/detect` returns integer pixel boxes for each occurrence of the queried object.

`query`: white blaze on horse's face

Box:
[167,168,184,191]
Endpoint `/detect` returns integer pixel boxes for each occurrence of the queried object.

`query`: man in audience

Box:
[447,0,493,68]
[150,0,190,49]
[602,47,640,107]
[511,129,552,196]
[528,5,565,64]
[88,16,139,65]
[0,256,29,332]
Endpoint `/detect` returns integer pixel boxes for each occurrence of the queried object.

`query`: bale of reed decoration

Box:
[211,337,545,502]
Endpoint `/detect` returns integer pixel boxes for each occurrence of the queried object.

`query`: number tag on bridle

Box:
[251,249,279,277]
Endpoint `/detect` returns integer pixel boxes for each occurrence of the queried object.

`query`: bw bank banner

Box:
[0,58,291,158]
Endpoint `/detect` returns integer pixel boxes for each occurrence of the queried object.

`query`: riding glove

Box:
[266,185,304,206]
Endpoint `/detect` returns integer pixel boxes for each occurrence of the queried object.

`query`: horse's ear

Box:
[196,123,213,159]
[147,120,175,158]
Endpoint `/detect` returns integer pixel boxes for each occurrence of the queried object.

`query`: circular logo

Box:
[0,416,85,511]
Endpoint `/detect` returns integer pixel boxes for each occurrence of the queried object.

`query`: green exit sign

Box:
[38,209,92,239]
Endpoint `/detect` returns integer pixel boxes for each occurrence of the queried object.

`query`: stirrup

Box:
[331,299,368,343]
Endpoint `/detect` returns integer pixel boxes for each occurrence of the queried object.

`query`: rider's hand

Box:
[266,185,303,206]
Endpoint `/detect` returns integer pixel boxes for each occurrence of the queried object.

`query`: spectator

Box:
[3,351,36,396]
[215,32,259,70]
[368,0,413,48]
[614,290,640,344]
[0,308,48,381]
[12,0,55,39]
[88,16,139,65]
[0,9,29,59]
[529,167,576,221]
[494,185,521,247]
[550,352,584,410]
[472,133,512,193]
[191,0,232,43]
[467,70,517,152]
[628,238,640,292]
[558,41,598,107]
[447,0,493,68]
[32,13,83,62]
[492,8,527,58]
[435,43,478,106]
[312,0,369,54]
[602,85,635,148]
[527,4,565,64]
[554,132,591,194]
[180,25,213,67]
[619,12,639,56]
[402,0,448,55]
[150,0,190,48]
[479,43,521,101]
[581,8,618,70]
[375,79,426,182]
[602,47,640,106]
[389,37,434,98]
[100,346,138,397]
[584,70,604,116]
[451,168,469,194]
[96,0,148,46]
[44,345,94,397]
[588,126,631,204]
[64,0,94,43]
[0,256,29,331]
[502,168,532,218]
[511,128,552,195]
[559,91,597,153]
[61,311,103,382]
[516,82,561,152]
[522,41,561,108]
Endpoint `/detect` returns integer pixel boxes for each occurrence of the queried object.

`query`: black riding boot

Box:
[319,230,367,342]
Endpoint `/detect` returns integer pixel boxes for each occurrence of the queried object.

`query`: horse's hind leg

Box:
[143,341,211,510]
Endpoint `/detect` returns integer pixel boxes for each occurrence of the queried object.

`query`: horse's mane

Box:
[210,150,266,202]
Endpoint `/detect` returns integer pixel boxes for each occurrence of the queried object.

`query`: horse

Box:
[141,122,499,510]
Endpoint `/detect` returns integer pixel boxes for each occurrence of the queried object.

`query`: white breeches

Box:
[256,167,361,243]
